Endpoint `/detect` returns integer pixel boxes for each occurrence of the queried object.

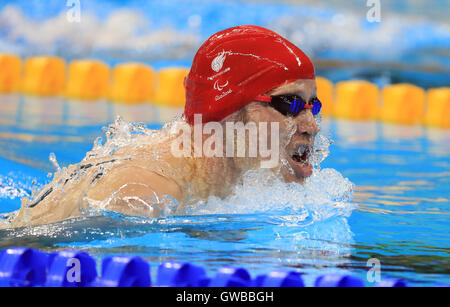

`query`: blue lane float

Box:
[96,256,151,287]
[0,247,446,287]
[208,267,252,287]
[254,271,305,287]
[156,262,207,287]
[375,279,408,288]
[0,247,47,287]
[46,250,97,287]
[314,274,365,287]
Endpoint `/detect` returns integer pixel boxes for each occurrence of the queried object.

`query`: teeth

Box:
[294,145,308,156]
[292,145,314,165]
[294,146,302,155]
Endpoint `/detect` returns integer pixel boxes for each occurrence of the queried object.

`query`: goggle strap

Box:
[254,95,272,103]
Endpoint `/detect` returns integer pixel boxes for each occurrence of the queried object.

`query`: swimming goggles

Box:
[255,94,322,117]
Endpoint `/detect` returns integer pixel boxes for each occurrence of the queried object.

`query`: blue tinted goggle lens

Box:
[311,99,322,116]
[270,95,322,116]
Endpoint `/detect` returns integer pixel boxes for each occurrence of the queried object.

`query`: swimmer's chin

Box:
[280,160,313,184]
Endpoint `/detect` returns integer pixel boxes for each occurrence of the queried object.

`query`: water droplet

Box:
[49,152,61,172]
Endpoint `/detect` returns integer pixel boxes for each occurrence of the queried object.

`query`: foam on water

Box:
[184,168,354,225]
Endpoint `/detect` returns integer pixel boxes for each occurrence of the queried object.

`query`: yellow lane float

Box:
[153,67,189,107]
[66,60,110,101]
[335,80,379,120]
[380,83,425,125]
[110,63,155,104]
[0,54,21,93]
[316,76,334,116]
[22,56,66,96]
[424,87,450,129]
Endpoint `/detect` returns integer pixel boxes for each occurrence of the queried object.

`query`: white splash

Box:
[183,167,354,224]
[0,174,31,200]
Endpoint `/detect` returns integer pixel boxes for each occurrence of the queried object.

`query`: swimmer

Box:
[3,25,320,228]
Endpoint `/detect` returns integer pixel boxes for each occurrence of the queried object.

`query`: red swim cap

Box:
[184,25,315,124]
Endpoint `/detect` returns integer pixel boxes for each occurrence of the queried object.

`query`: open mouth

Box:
[290,144,313,178]
[292,145,312,165]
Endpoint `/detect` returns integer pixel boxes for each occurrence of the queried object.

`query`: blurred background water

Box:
[0,0,449,88]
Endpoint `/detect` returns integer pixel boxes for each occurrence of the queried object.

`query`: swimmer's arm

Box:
[7,162,182,228]
[8,163,94,228]
[86,165,183,217]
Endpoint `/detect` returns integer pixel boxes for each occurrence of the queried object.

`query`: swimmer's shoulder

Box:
[87,140,190,201]
[86,162,183,203]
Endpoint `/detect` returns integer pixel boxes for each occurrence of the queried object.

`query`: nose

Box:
[295,110,319,141]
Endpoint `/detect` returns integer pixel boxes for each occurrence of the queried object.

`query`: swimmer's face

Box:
[246,78,319,183]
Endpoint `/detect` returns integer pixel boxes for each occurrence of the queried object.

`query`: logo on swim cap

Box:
[211,51,227,72]
[213,79,229,91]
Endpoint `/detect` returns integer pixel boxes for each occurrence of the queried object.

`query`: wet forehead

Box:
[268,79,317,100]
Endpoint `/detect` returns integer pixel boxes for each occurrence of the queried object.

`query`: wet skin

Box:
[2,78,319,228]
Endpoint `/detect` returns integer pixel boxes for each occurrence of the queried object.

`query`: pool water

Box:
[0,97,448,287]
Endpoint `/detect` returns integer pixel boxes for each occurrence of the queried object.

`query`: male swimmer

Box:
[3,25,321,228]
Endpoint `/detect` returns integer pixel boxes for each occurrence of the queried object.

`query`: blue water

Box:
[0,98,448,286]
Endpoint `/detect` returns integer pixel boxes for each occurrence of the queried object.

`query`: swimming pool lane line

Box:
[1,246,442,287]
